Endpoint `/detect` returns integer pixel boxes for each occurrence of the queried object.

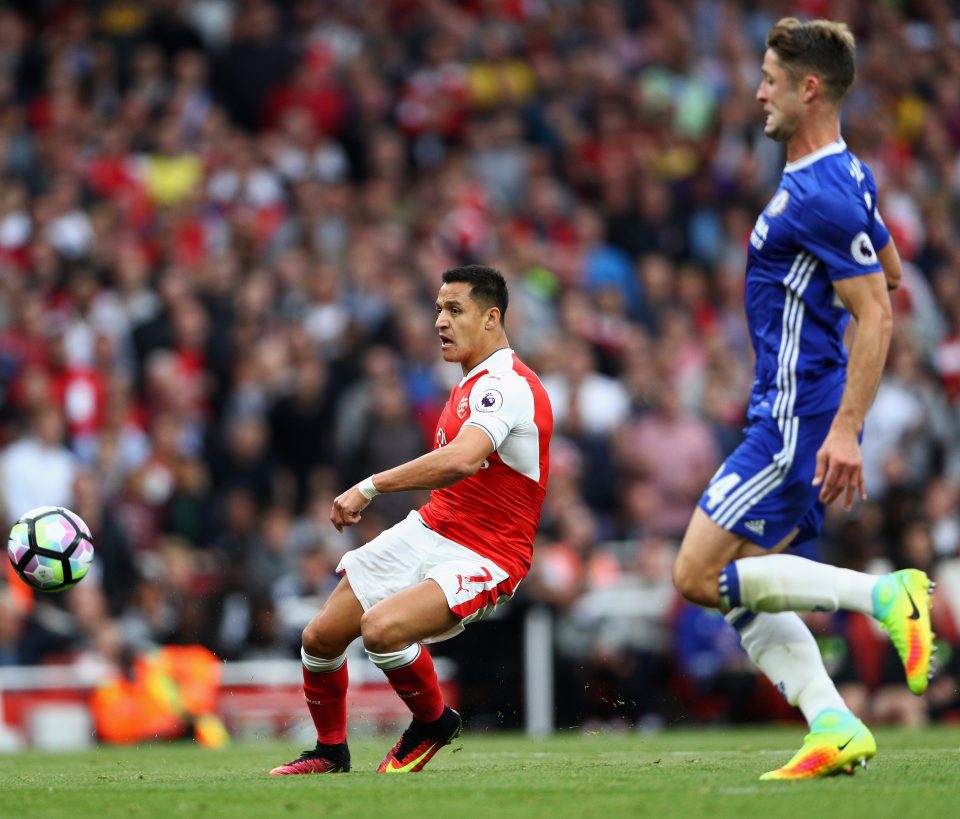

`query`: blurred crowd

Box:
[2,0,960,732]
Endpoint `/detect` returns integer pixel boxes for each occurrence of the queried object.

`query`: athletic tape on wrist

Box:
[358,475,380,499]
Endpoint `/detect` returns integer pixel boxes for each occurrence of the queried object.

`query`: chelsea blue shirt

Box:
[745,138,890,420]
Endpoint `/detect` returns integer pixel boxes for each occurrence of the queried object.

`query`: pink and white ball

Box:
[7,506,95,592]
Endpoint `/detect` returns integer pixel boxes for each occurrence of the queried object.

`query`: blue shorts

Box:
[697,412,833,549]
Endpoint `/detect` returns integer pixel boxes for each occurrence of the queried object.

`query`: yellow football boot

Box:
[873,569,935,695]
[761,710,876,780]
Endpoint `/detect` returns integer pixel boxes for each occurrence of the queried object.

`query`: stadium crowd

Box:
[2,0,960,732]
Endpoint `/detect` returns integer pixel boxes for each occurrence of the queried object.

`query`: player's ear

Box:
[485,307,500,330]
[801,73,820,103]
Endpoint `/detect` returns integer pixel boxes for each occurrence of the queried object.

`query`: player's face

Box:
[756,49,803,141]
[435,281,495,367]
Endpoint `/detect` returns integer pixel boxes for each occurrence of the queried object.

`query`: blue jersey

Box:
[745,139,890,420]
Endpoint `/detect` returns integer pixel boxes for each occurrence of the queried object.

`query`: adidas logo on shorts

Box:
[744,519,766,536]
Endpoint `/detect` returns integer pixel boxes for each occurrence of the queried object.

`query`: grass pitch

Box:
[3,725,958,819]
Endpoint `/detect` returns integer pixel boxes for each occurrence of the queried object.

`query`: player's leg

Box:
[675,506,884,616]
[719,554,934,695]
[361,580,463,773]
[362,580,456,728]
[676,412,934,695]
[361,546,513,774]
[676,517,874,778]
[269,577,363,775]
[674,421,873,779]
[675,512,851,722]
[672,506,777,607]
[727,606,875,779]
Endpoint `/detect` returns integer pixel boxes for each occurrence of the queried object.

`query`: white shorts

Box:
[336,511,515,643]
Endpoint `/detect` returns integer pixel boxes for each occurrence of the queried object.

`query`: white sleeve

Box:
[464,373,533,450]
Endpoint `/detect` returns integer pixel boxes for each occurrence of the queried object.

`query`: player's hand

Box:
[330,486,371,532]
[812,427,866,511]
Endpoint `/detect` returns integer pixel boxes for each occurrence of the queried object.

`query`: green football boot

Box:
[760,709,876,780]
[873,569,935,695]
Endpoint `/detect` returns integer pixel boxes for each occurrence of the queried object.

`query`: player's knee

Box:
[301,619,343,659]
[672,554,719,607]
[359,609,400,654]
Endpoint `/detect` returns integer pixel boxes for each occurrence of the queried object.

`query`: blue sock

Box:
[719,561,742,609]
[726,607,756,632]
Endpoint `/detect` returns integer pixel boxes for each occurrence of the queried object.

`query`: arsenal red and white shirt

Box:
[418,347,553,588]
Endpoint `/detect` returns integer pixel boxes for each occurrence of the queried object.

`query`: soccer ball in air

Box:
[7,506,95,592]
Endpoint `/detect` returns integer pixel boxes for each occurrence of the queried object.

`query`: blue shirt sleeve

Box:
[864,166,891,254]
[794,186,885,282]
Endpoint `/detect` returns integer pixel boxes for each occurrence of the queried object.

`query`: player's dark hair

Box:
[767,17,856,103]
[442,265,508,324]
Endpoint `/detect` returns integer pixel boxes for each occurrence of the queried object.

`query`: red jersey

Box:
[419,348,553,587]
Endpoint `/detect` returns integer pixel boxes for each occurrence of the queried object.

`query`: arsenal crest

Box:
[456,397,469,418]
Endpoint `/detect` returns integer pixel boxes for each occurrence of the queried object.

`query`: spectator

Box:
[212,0,296,131]
[614,377,720,539]
[541,336,630,439]
[0,405,76,526]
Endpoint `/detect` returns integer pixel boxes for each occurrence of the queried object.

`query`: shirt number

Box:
[705,472,742,511]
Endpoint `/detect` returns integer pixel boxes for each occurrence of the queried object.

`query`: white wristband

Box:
[357,475,380,500]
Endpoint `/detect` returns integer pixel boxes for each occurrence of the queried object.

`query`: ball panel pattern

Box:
[6,507,95,592]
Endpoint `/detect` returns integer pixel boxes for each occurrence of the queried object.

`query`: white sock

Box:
[727,554,878,615]
[301,647,347,672]
[726,608,848,725]
[366,643,420,670]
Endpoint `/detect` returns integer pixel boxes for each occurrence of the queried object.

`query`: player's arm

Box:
[330,426,494,532]
[877,237,902,291]
[367,425,494,492]
[813,271,893,509]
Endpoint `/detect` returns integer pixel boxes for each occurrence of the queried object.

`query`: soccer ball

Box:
[7,506,95,592]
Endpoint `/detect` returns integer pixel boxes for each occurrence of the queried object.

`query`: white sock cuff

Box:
[366,643,421,670]
[301,647,347,673]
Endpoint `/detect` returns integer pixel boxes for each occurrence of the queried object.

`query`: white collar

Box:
[783,138,847,173]
[461,347,514,384]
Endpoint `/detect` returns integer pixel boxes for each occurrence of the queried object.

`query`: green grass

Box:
[3,726,959,819]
